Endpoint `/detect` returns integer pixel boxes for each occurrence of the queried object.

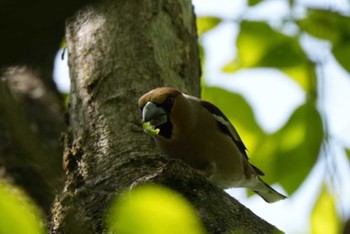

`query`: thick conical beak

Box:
[142,102,168,126]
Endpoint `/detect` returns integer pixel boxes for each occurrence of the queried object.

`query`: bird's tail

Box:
[253,179,287,203]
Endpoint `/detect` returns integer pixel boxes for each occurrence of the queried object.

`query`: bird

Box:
[138,87,286,203]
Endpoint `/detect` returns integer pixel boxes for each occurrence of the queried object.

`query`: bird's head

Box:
[138,87,181,138]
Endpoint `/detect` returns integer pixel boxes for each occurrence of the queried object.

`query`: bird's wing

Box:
[200,100,248,158]
[200,100,265,176]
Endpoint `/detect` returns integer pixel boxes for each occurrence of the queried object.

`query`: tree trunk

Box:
[51,0,281,233]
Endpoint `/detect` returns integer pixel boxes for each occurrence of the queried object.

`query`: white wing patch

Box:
[212,114,241,142]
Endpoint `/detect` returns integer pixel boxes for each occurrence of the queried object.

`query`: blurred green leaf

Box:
[223,21,312,91]
[248,0,262,6]
[311,185,340,234]
[230,21,305,68]
[196,17,221,36]
[288,0,295,7]
[222,60,239,73]
[201,85,265,152]
[282,62,317,96]
[0,181,45,234]
[345,148,350,161]
[297,9,350,43]
[107,184,205,234]
[63,93,70,108]
[297,9,350,73]
[60,39,67,49]
[257,41,304,68]
[332,42,350,74]
[251,102,323,194]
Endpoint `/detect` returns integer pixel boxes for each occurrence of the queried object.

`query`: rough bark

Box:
[51,0,281,233]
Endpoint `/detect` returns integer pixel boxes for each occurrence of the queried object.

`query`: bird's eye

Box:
[165,96,174,105]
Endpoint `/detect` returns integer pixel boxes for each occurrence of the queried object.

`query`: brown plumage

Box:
[139,87,286,203]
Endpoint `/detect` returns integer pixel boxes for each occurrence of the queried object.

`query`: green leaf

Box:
[201,85,265,152]
[311,185,340,234]
[282,61,317,96]
[107,184,205,234]
[143,122,160,136]
[345,148,350,161]
[288,0,295,7]
[297,9,350,73]
[332,42,350,74]
[60,39,66,49]
[248,0,262,6]
[251,102,323,194]
[237,21,306,68]
[0,181,45,234]
[297,9,350,43]
[223,21,313,91]
[222,60,239,73]
[196,17,221,36]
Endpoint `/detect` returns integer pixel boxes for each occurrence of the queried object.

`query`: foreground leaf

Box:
[107,184,205,234]
[311,185,340,234]
[0,181,45,234]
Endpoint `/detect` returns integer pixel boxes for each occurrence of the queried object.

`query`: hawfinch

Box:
[138,87,286,203]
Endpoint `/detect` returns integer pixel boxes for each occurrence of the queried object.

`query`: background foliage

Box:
[197,0,350,233]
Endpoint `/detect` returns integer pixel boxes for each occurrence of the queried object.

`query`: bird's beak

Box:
[142,102,168,126]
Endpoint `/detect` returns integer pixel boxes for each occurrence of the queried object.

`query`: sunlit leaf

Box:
[0,181,45,234]
[251,102,323,194]
[311,185,340,234]
[223,21,313,91]
[201,85,265,152]
[196,17,221,36]
[107,184,205,234]
[234,21,274,68]
[282,62,317,95]
[222,60,239,73]
[235,21,305,68]
[248,0,262,6]
[332,42,350,74]
[297,9,350,43]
